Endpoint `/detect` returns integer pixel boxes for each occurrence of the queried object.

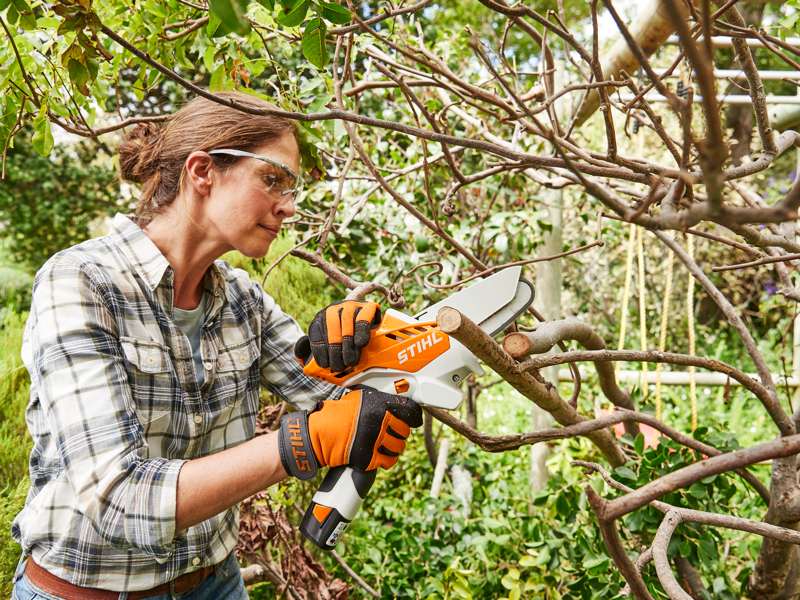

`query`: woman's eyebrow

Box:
[256,164,284,177]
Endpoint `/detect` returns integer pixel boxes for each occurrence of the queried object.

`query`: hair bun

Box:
[118,121,166,183]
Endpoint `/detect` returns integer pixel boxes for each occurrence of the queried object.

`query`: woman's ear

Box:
[183,151,215,196]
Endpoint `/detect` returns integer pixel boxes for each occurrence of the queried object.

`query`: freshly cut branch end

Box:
[503,332,532,358]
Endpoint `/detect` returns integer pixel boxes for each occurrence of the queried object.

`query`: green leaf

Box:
[613,465,637,481]
[203,46,217,73]
[86,58,99,81]
[32,107,54,156]
[60,43,83,67]
[209,64,229,91]
[255,0,275,9]
[320,1,350,24]
[6,3,19,24]
[18,10,36,30]
[208,0,250,35]
[518,555,537,568]
[634,433,644,456]
[277,0,309,26]
[583,555,608,569]
[301,17,327,68]
[0,0,10,11]
[67,58,90,96]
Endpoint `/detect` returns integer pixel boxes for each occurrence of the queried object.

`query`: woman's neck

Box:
[143,200,230,309]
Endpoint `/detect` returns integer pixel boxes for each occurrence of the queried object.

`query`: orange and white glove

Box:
[294,301,382,373]
[278,387,422,480]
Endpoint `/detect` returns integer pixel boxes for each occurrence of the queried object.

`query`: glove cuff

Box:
[278,411,319,480]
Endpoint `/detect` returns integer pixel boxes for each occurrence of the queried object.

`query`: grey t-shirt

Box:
[173,293,206,386]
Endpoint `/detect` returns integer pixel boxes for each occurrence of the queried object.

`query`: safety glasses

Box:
[208,148,302,199]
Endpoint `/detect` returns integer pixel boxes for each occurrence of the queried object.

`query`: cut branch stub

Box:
[502,319,636,436]
[436,306,627,466]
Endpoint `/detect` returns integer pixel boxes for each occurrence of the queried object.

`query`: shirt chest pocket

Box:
[120,337,177,423]
[213,335,260,409]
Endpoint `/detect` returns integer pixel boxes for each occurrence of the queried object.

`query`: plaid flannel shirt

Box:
[12,213,341,592]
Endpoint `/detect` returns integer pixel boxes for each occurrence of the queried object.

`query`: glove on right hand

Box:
[278,387,423,480]
[294,300,382,373]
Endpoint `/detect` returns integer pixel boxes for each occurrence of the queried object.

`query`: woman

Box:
[11,91,421,599]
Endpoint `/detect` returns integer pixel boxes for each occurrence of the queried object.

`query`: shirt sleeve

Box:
[255,284,345,410]
[25,255,185,560]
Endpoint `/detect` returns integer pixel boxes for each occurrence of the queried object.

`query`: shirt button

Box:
[193,414,203,424]
[192,556,201,567]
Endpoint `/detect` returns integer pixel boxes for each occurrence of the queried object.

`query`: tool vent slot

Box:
[334,368,354,379]
[385,327,429,340]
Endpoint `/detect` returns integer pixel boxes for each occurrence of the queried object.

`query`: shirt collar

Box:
[110,214,227,305]
[112,213,170,290]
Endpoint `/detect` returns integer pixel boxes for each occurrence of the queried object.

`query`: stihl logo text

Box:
[287,417,311,472]
[397,331,444,364]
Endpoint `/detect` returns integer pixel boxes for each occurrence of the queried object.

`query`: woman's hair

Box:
[118,91,297,223]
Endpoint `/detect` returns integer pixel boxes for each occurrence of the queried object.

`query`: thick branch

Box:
[504,318,637,434]
[577,461,794,544]
[602,433,800,520]
[435,307,627,466]
[516,348,775,429]
[586,486,654,600]
[724,8,777,154]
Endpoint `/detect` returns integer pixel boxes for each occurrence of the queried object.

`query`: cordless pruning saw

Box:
[299,266,534,549]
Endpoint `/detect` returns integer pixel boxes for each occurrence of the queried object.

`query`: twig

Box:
[713,252,800,273]
[330,550,380,598]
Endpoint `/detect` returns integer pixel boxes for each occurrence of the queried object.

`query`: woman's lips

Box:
[258,224,279,234]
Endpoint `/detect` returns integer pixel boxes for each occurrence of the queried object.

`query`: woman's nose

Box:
[277,195,296,218]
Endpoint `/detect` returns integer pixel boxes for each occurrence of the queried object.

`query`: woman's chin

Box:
[236,238,272,259]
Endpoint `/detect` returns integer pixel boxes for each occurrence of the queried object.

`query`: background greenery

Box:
[0,0,796,597]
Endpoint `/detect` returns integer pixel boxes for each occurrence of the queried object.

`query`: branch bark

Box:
[435,307,627,466]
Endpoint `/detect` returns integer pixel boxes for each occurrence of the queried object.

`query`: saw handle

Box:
[300,465,376,549]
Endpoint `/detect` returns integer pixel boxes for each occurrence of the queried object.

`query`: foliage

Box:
[223,232,337,329]
[615,431,763,598]
[0,264,32,312]
[0,478,27,598]
[0,310,31,492]
[0,0,798,596]
[0,132,122,270]
[305,380,767,598]
[0,310,32,599]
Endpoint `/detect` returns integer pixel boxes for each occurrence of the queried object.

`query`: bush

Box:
[0,266,33,313]
[0,311,31,597]
[222,234,337,329]
[0,132,122,270]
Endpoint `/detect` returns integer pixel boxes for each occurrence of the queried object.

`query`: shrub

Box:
[0,265,33,313]
[0,311,31,597]
[222,234,337,329]
[0,132,123,270]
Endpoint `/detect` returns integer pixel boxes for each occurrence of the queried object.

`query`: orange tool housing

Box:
[302,313,451,386]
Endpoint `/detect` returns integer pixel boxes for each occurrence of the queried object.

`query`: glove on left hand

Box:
[294,300,381,372]
[278,387,422,480]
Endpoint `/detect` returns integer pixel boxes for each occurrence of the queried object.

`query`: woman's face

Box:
[204,131,300,258]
